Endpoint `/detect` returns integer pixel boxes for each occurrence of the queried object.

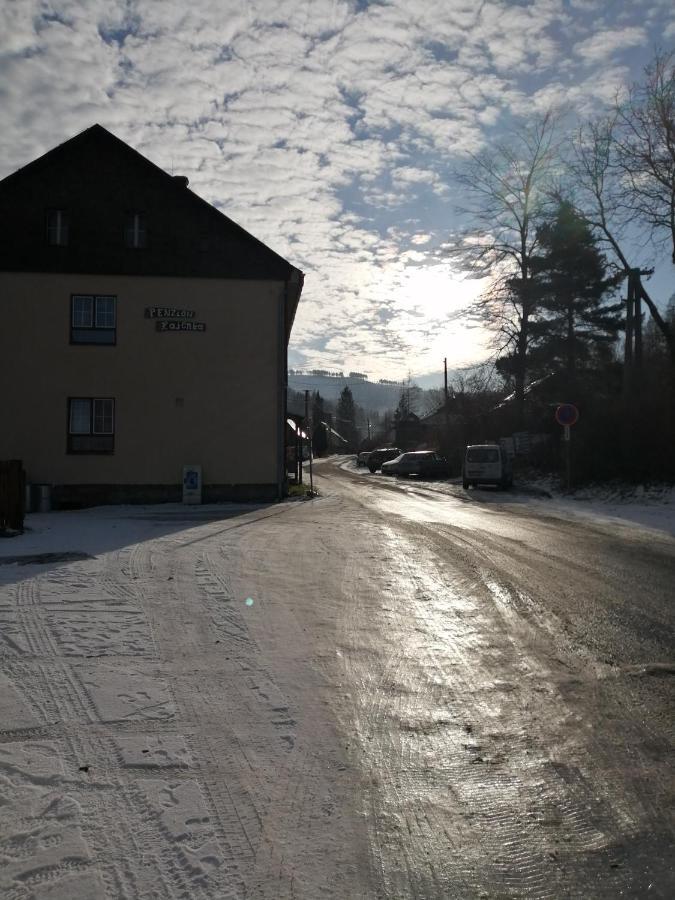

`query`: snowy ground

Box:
[529,480,675,537]
[1,480,673,898]
[0,502,373,899]
[1,503,272,559]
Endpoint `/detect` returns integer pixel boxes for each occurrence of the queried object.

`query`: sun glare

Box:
[387,264,491,376]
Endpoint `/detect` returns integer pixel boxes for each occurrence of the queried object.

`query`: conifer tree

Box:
[528,201,623,388]
[336,386,357,449]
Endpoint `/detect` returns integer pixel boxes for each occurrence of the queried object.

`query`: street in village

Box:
[1,458,674,899]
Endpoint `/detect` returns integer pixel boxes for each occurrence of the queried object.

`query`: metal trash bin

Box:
[36,485,51,513]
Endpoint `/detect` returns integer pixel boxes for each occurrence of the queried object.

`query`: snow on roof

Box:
[320,421,348,443]
[286,418,308,440]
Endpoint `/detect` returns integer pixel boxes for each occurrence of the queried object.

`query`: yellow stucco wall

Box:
[0,272,284,486]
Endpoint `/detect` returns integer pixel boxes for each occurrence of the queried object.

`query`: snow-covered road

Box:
[0,502,373,899]
[1,462,674,898]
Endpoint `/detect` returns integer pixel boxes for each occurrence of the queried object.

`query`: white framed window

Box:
[47,209,69,246]
[69,399,92,434]
[95,296,116,328]
[93,399,114,434]
[125,212,147,248]
[72,295,93,328]
[68,398,115,453]
[70,295,116,344]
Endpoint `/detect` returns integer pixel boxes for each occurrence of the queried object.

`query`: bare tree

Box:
[417,365,500,419]
[448,110,560,422]
[422,387,446,416]
[451,361,501,395]
[614,50,675,262]
[571,109,675,363]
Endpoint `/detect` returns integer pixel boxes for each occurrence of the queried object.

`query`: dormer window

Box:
[47,209,69,246]
[125,212,147,248]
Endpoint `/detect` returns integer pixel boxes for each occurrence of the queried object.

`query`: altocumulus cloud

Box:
[1,0,672,379]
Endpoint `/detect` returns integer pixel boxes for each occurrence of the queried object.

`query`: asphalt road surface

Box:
[1,458,673,899]
[296,457,675,899]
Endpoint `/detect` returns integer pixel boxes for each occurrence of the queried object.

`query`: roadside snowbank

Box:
[532,482,675,538]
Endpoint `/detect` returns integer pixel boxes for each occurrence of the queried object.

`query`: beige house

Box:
[0,125,303,506]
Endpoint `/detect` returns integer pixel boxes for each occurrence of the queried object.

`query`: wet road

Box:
[282,457,675,898]
[2,460,672,898]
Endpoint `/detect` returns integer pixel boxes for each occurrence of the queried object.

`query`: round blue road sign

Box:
[555,403,579,426]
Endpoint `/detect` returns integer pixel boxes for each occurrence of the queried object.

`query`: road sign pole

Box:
[564,425,571,493]
[555,405,578,494]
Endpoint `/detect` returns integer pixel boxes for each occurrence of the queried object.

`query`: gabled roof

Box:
[0,124,303,335]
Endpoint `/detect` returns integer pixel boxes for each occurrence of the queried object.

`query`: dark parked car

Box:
[367,447,402,473]
[357,450,372,467]
[381,451,449,478]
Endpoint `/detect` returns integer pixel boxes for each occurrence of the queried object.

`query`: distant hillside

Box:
[287,372,405,415]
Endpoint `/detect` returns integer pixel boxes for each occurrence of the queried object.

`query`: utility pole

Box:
[297,420,302,486]
[304,389,314,496]
[444,357,450,456]
[624,268,649,396]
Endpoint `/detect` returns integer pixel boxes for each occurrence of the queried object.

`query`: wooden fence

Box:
[0,460,25,532]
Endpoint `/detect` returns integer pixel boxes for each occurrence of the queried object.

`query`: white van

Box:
[463,444,512,490]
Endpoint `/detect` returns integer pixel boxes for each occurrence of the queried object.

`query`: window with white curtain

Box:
[68,398,115,453]
[70,295,117,344]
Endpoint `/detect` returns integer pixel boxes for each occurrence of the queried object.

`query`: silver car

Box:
[381,451,449,477]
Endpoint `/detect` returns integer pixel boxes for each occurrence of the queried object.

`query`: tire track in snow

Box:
[15,576,60,658]
[121,530,253,897]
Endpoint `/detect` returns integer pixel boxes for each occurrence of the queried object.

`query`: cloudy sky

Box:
[2,1,674,382]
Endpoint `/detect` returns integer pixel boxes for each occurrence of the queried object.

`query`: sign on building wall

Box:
[146,307,195,319]
[156,320,206,332]
[145,307,207,332]
[182,465,202,504]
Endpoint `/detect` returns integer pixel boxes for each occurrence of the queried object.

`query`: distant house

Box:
[0,125,303,506]
[394,411,426,449]
[419,399,465,469]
